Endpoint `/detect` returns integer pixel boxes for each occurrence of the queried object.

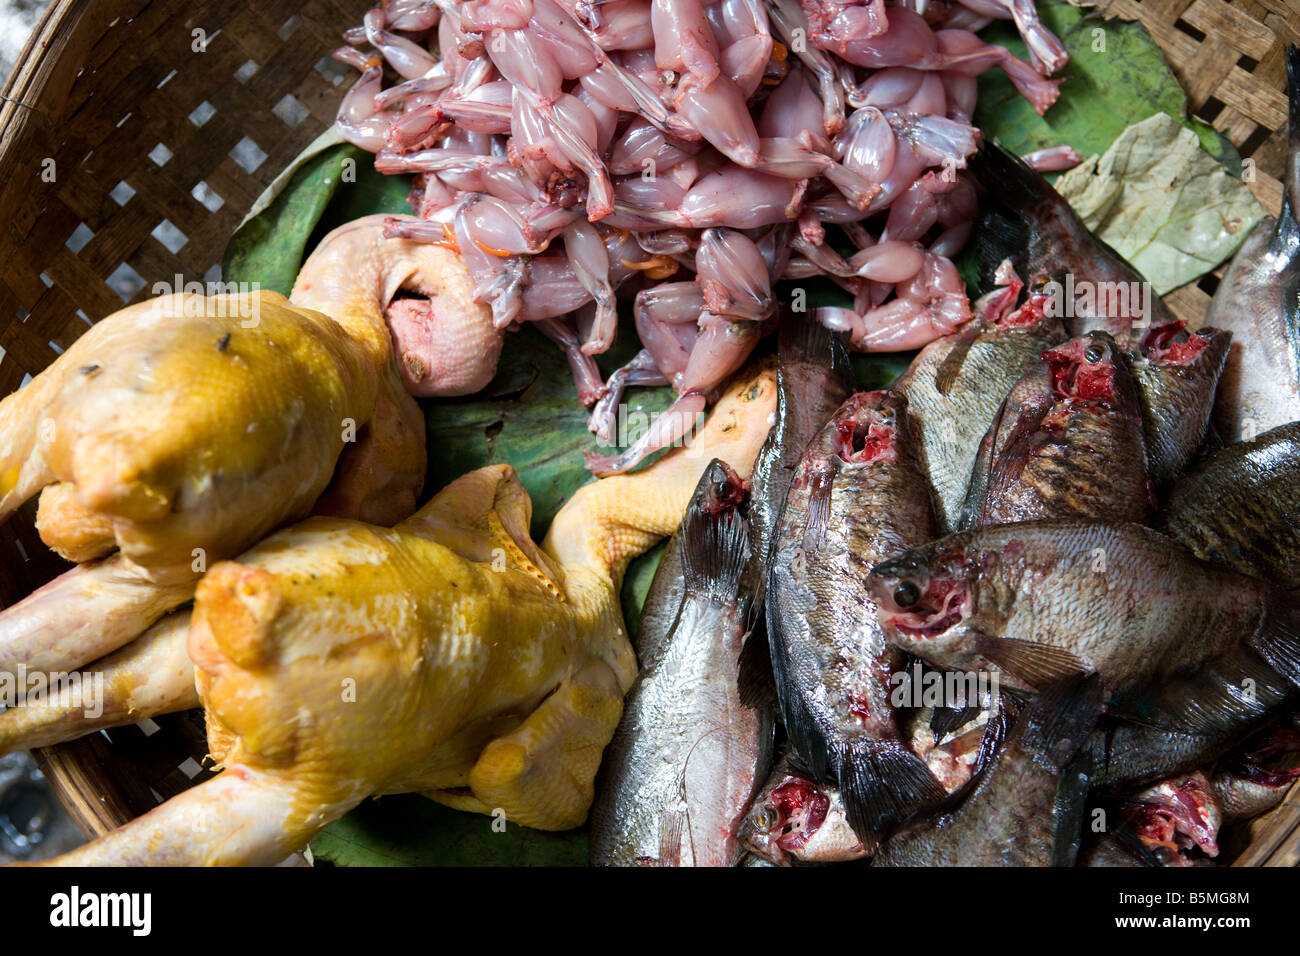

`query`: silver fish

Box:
[1209,47,1300,442]
[590,459,773,866]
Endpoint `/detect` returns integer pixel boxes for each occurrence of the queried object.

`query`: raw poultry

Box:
[0,217,493,700]
[24,365,775,865]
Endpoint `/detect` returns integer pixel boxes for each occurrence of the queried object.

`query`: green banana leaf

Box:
[972,0,1242,173]
[220,4,1227,866]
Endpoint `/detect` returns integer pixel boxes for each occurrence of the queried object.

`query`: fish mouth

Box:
[700,460,747,516]
[748,778,831,858]
[1140,321,1217,366]
[1123,775,1221,860]
[833,391,899,465]
[870,561,970,640]
[1043,332,1117,402]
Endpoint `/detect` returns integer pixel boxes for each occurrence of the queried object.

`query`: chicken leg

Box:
[0,217,493,685]
[33,362,776,865]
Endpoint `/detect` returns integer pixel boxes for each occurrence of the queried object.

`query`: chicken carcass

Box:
[24,363,776,864]
[0,215,495,689]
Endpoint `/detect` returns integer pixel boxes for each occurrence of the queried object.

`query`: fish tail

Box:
[772,676,834,784]
[1251,594,1300,690]
[779,309,854,388]
[968,141,1063,215]
[838,740,947,848]
[1016,672,1107,773]
[1051,752,1093,867]
[966,142,1066,288]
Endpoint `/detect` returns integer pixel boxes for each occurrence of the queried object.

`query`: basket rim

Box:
[2,0,1297,865]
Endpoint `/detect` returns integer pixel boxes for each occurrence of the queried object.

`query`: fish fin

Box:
[968,142,1062,218]
[972,634,1092,691]
[737,622,778,710]
[933,322,982,396]
[1016,673,1106,774]
[776,689,834,784]
[1253,594,1300,691]
[1051,752,1093,867]
[658,810,686,867]
[968,693,1020,780]
[780,311,855,395]
[839,740,947,848]
[929,703,983,741]
[971,207,1030,294]
[957,377,1049,529]
[958,424,998,531]
[799,472,834,553]
[764,594,833,782]
[681,499,751,601]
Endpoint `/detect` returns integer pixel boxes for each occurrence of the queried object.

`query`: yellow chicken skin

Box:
[0,216,492,680]
[34,363,776,866]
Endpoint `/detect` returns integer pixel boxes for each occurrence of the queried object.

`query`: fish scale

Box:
[767,389,946,848]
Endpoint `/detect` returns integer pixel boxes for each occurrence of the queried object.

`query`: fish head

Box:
[739,773,833,866]
[694,458,748,517]
[1137,321,1232,376]
[1124,771,1222,860]
[868,543,975,648]
[829,390,908,466]
[1041,330,1131,404]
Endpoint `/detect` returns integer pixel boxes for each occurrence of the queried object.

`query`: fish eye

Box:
[893,581,921,608]
[714,481,731,499]
[1084,344,1104,363]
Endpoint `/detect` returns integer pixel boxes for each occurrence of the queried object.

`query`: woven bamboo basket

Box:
[0,0,1297,865]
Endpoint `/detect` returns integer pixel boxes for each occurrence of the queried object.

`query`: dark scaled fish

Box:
[961,330,1151,527]
[738,754,869,866]
[967,142,1172,348]
[870,520,1300,701]
[1129,322,1232,488]
[767,389,945,847]
[1159,421,1300,588]
[869,521,1300,788]
[895,268,1067,532]
[745,314,856,610]
[875,674,1105,867]
[589,459,773,867]
[1209,46,1300,442]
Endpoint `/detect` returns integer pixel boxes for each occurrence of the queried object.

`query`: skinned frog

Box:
[0,214,498,685]
[25,363,776,865]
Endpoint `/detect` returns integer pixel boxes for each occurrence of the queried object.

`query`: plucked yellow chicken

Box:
[0,214,496,684]
[23,364,775,865]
